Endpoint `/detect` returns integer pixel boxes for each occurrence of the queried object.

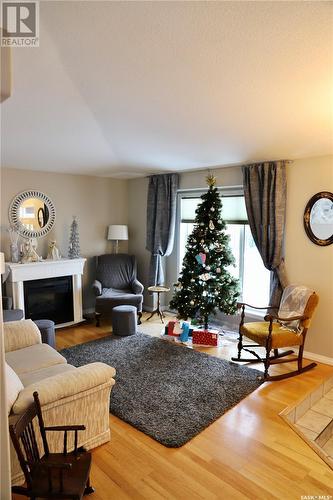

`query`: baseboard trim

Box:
[301,350,333,366]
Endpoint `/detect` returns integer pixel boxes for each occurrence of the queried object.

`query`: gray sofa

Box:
[92,254,144,325]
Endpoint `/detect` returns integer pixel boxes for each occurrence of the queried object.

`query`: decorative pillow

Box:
[5,362,24,415]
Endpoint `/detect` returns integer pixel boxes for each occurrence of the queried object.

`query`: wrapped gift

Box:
[192,329,219,346]
[167,320,181,336]
[179,321,190,342]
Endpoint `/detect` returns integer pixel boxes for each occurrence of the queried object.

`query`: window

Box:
[178,192,270,306]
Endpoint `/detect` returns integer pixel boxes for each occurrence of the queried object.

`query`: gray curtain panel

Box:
[242,161,287,306]
[146,173,179,285]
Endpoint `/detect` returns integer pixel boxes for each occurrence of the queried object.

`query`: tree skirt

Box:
[60,334,263,447]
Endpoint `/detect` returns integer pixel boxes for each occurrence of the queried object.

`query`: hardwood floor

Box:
[15,314,333,499]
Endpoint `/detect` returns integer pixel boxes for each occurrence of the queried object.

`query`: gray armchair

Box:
[92,254,144,325]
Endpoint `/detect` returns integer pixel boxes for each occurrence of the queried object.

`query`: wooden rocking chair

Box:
[9,391,95,499]
[231,285,319,381]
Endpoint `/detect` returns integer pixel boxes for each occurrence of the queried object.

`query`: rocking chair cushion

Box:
[241,322,303,349]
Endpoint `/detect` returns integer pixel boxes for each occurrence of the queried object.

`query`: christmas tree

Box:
[68,216,80,259]
[170,175,239,329]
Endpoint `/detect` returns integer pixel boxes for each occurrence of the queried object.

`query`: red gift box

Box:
[167,321,180,336]
[192,329,218,346]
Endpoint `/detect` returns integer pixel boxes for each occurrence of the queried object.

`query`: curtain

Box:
[146,173,179,285]
[242,161,287,306]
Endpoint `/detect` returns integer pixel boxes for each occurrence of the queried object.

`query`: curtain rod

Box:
[145,159,294,178]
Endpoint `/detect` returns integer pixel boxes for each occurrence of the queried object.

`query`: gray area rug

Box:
[60,334,263,447]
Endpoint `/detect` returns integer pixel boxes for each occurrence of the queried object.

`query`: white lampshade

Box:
[107,225,128,241]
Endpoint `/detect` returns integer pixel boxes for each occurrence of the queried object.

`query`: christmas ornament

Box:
[199,273,211,281]
[209,220,215,230]
[210,207,215,212]
[195,252,206,266]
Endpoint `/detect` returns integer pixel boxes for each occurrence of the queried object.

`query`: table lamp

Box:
[107,225,128,253]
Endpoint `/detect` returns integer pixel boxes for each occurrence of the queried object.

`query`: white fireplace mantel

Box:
[5,258,86,328]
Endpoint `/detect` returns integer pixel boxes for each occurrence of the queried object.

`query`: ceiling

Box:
[1,1,332,178]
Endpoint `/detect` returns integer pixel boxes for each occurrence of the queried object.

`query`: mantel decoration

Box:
[303,191,333,246]
[169,174,239,329]
[8,227,20,263]
[21,238,42,263]
[47,240,61,260]
[68,216,80,259]
[9,190,56,239]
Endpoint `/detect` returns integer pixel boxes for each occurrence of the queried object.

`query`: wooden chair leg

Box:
[84,476,95,495]
[235,331,243,360]
[298,345,304,371]
[95,312,101,327]
[264,337,273,379]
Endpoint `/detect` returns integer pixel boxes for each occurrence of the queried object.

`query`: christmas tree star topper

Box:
[206,174,216,187]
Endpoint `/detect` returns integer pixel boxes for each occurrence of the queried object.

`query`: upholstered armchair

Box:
[231,285,319,381]
[92,254,144,325]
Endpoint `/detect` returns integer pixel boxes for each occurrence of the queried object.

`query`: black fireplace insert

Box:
[24,276,74,325]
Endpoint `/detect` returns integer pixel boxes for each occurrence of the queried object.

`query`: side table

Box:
[146,285,170,323]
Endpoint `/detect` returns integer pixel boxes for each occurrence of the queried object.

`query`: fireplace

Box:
[24,276,74,325]
[5,258,85,328]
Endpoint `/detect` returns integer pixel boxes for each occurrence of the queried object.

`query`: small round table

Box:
[147,286,170,323]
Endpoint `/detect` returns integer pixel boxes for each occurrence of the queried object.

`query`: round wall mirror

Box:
[9,190,56,239]
[303,191,333,246]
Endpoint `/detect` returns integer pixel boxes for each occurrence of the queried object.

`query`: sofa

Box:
[4,319,116,486]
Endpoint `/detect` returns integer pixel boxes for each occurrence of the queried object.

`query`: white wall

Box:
[1,168,128,310]
[285,156,333,358]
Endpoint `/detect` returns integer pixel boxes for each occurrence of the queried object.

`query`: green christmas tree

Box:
[170,175,239,329]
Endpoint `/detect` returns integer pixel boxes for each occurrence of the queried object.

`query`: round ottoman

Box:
[112,305,137,336]
[34,319,56,348]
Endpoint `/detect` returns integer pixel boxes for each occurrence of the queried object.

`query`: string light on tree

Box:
[170,173,239,329]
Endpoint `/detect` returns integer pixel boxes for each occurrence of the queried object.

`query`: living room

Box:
[1,1,333,499]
